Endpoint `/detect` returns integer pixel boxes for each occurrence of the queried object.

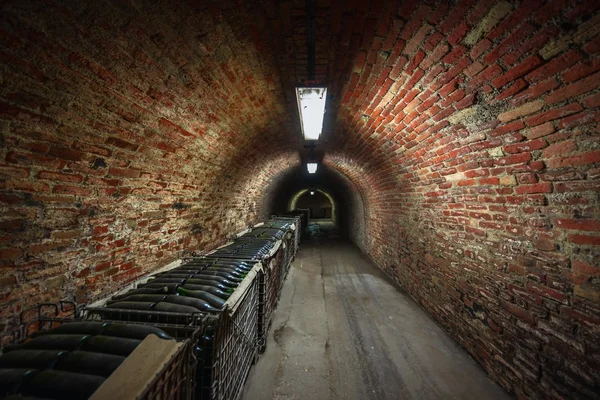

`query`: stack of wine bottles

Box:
[263,219,295,232]
[265,216,300,256]
[103,258,259,319]
[207,238,275,260]
[238,227,288,241]
[0,321,172,400]
[275,211,307,237]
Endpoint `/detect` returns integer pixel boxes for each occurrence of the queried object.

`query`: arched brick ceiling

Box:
[1,1,600,397]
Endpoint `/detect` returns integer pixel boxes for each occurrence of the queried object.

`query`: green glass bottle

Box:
[204,266,246,278]
[193,270,242,282]
[184,278,234,292]
[162,295,220,312]
[187,277,238,288]
[182,284,230,300]
[176,287,226,310]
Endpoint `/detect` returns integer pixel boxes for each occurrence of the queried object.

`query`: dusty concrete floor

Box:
[242,237,511,400]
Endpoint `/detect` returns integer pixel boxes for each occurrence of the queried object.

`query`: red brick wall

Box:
[0,1,299,335]
[322,1,600,398]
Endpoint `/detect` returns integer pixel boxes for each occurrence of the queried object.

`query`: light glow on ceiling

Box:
[307,162,318,174]
[296,87,327,140]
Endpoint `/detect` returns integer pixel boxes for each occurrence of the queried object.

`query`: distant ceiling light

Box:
[310,191,315,196]
[296,87,327,140]
[307,162,318,174]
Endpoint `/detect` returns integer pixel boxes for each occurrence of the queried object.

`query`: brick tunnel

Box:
[0,1,599,399]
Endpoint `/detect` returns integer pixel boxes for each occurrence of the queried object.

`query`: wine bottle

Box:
[209,263,253,272]
[163,295,221,312]
[203,266,246,278]
[199,324,216,370]
[111,286,170,300]
[163,269,201,275]
[0,368,38,397]
[182,284,230,299]
[21,335,89,351]
[80,335,141,357]
[0,349,63,369]
[176,288,226,309]
[144,277,185,284]
[20,369,105,400]
[101,323,172,340]
[153,302,205,313]
[208,262,251,272]
[193,259,253,270]
[137,282,179,292]
[193,270,242,282]
[183,279,234,292]
[45,321,106,336]
[105,301,155,311]
[187,277,238,288]
[106,294,166,305]
[54,351,125,378]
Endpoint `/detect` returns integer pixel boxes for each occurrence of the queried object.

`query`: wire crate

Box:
[271,215,302,257]
[84,268,260,400]
[199,269,259,400]
[256,256,281,353]
[137,326,203,400]
[0,301,79,349]
[275,244,288,294]
[81,309,209,400]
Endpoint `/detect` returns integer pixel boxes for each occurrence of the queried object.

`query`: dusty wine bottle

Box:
[163,295,221,312]
[183,279,234,293]
[203,266,246,278]
[144,277,186,284]
[20,335,90,351]
[193,271,242,282]
[105,301,155,311]
[153,302,204,313]
[54,351,125,378]
[138,282,179,292]
[101,323,172,340]
[106,294,167,305]
[80,335,141,357]
[187,277,238,288]
[0,349,64,369]
[182,284,230,300]
[20,369,105,400]
[111,286,170,300]
[45,322,106,336]
[210,265,252,274]
[176,287,226,309]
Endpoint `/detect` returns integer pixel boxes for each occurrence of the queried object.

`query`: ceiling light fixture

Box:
[307,162,318,174]
[296,86,327,141]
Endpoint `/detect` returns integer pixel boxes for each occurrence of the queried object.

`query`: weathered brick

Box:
[545,71,600,104]
[515,182,552,194]
[0,4,598,400]
[524,104,583,127]
[38,171,84,183]
[503,138,547,154]
[556,219,600,231]
[48,147,85,161]
[498,100,544,122]
[546,151,600,169]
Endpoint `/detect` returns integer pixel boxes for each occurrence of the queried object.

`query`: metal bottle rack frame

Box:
[2,218,301,400]
[83,262,261,400]
[0,301,202,400]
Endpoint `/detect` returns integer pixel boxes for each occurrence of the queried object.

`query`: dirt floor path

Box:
[242,239,510,400]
